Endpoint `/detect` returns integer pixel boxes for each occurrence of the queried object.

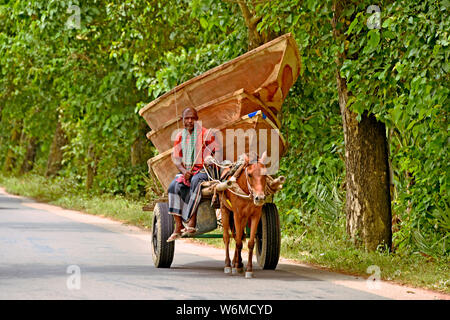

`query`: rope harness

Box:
[203,158,252,200]
[202,156,280,210]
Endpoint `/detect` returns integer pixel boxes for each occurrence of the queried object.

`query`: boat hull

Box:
[139,33,301,131]
[147,89,280,152]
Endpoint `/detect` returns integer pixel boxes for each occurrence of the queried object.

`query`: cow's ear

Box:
[259,151,267,164]
[243,153,249,165]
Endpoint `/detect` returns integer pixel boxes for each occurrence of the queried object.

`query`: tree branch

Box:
[237,1,254,30]
[237,1,263,49]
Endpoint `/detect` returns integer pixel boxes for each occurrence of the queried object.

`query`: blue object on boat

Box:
[248,111,267,119]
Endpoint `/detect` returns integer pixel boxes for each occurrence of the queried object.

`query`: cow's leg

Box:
[232,215,245,274]
[221,207,232,275]
[245,213,261,278]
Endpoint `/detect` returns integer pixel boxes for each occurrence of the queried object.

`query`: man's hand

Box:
[184,171,193,181]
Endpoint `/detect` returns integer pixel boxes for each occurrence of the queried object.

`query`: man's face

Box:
[183,109,197,132]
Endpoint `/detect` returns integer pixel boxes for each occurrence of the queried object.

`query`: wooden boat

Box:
[146,88,280,152]
[148,111,286,191]
[139,33,301,131]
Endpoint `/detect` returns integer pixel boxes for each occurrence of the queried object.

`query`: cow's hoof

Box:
[224,267,232,274]
[245,272,253,279]
[231,268,237,275]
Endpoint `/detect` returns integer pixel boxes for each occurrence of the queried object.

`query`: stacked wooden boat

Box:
[139,33,301,191]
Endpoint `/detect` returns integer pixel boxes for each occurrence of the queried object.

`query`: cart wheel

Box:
[151,202,174,268]
[256,203,281,270]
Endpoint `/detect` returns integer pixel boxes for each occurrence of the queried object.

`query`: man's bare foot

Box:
[181,226,197,236]
[167,232,181,242]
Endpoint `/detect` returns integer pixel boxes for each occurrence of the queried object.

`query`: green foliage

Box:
[342,1,449,256]
[0,0,244,198]
[255,0,449,257]
[253,0,345,240]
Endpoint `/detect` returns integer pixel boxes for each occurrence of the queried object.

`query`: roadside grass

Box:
[279,221,449,293]
[0,173,151,229]
[1,173,448,294]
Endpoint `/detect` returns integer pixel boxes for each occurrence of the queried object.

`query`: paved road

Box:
[0,188,446,300]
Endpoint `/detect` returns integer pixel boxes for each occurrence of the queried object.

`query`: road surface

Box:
[0,187,447,300]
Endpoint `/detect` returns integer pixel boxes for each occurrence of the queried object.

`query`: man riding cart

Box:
[166,107,221,242]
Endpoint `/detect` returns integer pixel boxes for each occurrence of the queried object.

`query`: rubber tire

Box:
[255,203,281,270]
[151,202,175,268]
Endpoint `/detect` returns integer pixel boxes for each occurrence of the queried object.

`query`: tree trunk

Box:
[2,123,22,173]
[19,136,38,174]
[341,109,393,251]
[131,121,150,167]
[46,120,68,177]
[333,0,392,251]
[86,144,97,190]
